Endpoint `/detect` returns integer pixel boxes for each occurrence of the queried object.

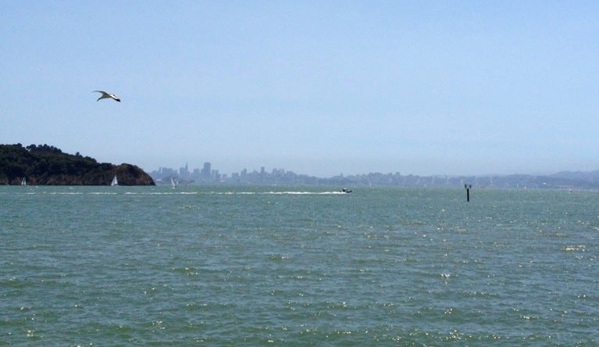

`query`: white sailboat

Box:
[21,177,26,186]
[111,175,118,186]
[171,177,178,188]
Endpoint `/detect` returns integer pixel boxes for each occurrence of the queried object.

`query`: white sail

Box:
[171,177,178,188]
[111,175,118,186]
[21,177,26,186]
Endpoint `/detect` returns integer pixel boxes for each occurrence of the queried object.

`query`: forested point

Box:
[0,144,155,185]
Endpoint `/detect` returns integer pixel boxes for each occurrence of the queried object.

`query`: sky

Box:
[1,1,598,177]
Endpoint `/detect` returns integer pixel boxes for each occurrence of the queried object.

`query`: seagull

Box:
[93,90,121,102]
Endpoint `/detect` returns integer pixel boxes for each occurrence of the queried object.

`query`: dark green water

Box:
[1,186,598,346]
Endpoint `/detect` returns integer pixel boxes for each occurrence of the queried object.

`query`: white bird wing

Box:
[93,90,120,102]
[93,90,110,101]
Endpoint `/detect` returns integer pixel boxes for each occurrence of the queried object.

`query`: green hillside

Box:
[0,144,154,185]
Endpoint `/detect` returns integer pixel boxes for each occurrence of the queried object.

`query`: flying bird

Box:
[93,90,121,102]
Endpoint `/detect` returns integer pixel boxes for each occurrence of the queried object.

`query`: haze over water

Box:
[1,186,598,346]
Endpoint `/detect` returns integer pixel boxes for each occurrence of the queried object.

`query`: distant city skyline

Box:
[148,161,599,190]
[148,160,597,180]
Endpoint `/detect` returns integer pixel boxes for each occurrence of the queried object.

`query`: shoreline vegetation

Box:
[0,144,154,186]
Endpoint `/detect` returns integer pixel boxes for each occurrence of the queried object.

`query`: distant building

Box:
[179,162,189,180]
[201,162,211,180]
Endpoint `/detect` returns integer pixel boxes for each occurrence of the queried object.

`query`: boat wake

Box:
[3,189,351,196]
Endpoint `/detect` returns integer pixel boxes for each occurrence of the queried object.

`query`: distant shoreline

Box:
[0,144,155,186]
[149,166,599,190]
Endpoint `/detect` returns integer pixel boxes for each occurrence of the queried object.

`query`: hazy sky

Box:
[1,1,598,177]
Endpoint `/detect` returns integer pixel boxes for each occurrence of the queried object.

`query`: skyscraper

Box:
[201,162,211,180]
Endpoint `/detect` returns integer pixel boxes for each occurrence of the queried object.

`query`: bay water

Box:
[1,186,598,346]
